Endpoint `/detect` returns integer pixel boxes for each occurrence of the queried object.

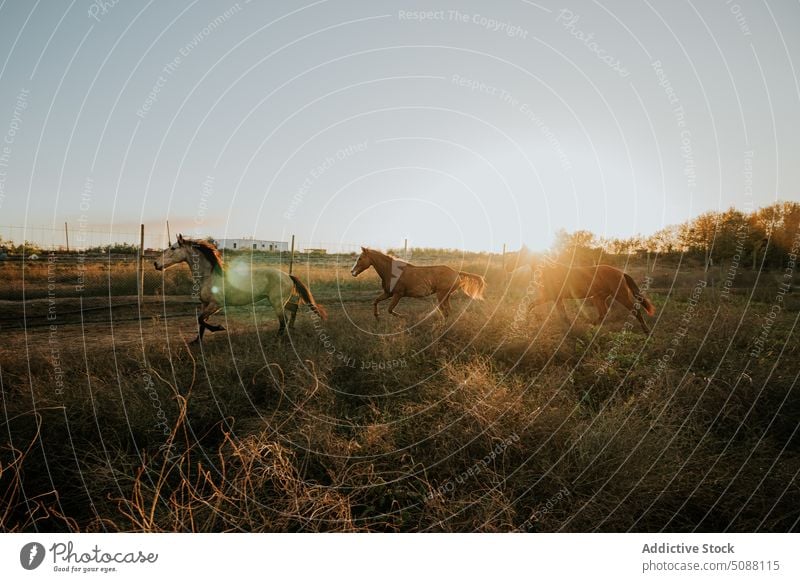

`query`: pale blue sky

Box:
[0,0,798,251]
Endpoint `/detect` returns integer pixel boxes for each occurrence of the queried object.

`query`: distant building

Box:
[216,238,289,252]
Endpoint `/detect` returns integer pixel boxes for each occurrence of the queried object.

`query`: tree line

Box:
[554,201,800,269]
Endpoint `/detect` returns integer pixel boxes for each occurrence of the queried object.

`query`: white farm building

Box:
[216,238,289,252]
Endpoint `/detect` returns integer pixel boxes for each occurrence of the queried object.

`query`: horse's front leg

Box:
[526,296,549,314]
[192,301,223,344]
[192,317,204,344]
[373,291,391,319]
[387,293,404,318]
[205,320,226,332]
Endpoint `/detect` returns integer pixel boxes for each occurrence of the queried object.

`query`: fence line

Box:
[0,223,505,256]
[0,224,165,251]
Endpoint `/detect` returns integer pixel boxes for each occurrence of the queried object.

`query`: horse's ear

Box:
[361,246,367,252]
[177,234,184,245]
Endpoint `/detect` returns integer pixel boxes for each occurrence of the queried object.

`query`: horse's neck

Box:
[186,250,219,282]
[369,251,394,285]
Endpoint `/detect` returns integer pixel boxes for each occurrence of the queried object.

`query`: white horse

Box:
[154,234,327,342]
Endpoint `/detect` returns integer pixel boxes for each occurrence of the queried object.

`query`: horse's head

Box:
[351,247,373,277]
[154,233,191,271]
[504,244,534,272]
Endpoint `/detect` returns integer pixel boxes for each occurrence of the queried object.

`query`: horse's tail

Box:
[290,275,328,320]
[623,273,656,316]
[458,271,487,300]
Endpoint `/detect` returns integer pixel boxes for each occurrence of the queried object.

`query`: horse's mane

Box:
[365,247,409,265]
[186,238,225,273]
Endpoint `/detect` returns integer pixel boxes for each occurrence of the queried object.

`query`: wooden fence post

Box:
[138,224,145,306]
[289,234,295,275]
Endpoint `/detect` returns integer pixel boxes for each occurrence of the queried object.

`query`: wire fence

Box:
[0,224,394,255]
[0,222,501,262]
[0,223,785,313]
[0,223,505,304]
[0,224,166,252]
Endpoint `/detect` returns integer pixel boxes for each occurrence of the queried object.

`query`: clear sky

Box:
[0,0,798,252]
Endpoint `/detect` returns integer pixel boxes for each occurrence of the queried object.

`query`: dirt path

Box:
[0,292,418,357]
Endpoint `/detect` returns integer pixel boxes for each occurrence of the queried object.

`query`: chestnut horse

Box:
[350,247,486,319]
[506,246,656,332]
[154,235,327,342]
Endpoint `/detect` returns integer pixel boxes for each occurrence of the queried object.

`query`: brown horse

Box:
[506,246,656,332]
[350,247,486,319]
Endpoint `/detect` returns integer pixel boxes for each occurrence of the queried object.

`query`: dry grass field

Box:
[1,252,798,532]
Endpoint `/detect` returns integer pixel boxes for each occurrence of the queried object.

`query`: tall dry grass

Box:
[1,258,798,532]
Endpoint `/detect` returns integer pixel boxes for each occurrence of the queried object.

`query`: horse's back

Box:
[413,264,459,283]
[593,264,628,288]
[399,264,459,295]
[262,267,295,298]
[224,266,294,305]
[544,263,626,298]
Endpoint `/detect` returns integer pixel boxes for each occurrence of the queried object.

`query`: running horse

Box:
[506,245,656,333]
[154,235,327,343]
[350,247,486,318]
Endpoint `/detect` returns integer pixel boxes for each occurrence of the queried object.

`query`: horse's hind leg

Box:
[266,290,291,337]
[592,295,609,324]
[441,296,452,319]
[285,300,299,328]
[614,293,650,333]
[633,307,650,333]
[435,289,451,319]
[556,299,569,323]
[276,310,288,336]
